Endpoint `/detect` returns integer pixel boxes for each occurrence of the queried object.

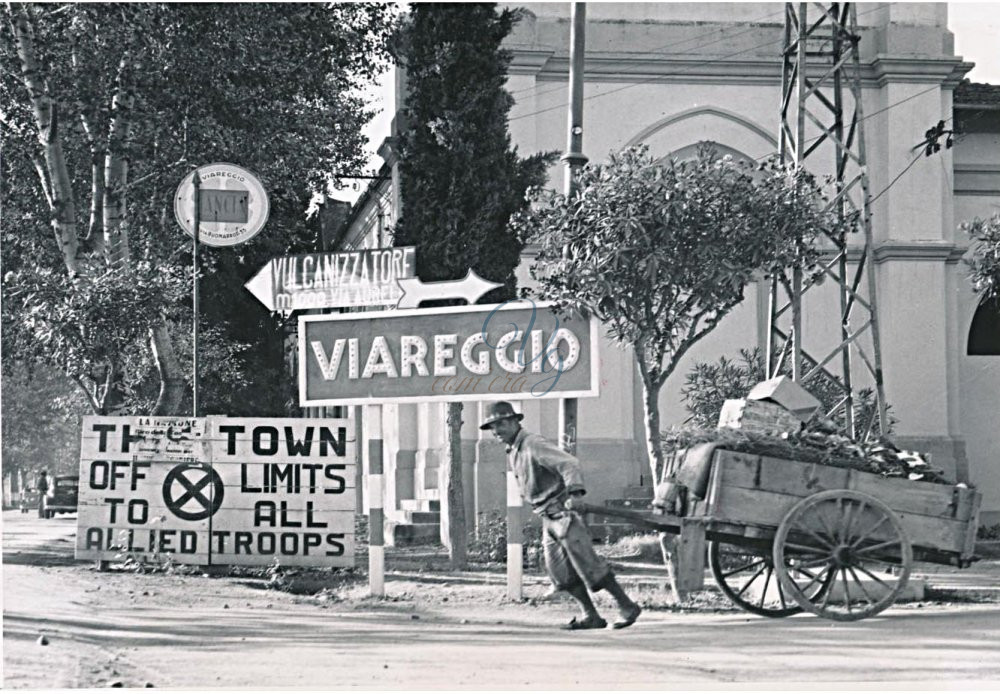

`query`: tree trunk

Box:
[103,55,133,265]
[638,368,665,487]
[637,361,692,599]
[11,7,80,275]
[440,401,468,569]
[149,316,186,415]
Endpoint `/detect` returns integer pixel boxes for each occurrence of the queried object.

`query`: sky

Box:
[949,2,1000,83]
[334,1,1000,204]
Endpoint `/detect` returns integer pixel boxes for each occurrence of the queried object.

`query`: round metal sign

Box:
[174,163,269,247]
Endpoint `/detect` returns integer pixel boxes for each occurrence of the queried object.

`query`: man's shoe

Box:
[536,586,562,602]
[560,615,607,630]
[612,604,642,630]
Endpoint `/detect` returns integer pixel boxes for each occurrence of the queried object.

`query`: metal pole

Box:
[562,2,588,195]
[848,3,888,436]
[791,2,807,383]
[559,1,587,455]
[192,168,200,417]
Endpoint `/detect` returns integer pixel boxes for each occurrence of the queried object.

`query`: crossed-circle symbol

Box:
[162,463,224,521]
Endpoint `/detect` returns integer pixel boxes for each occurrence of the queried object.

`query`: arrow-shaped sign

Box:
[395,270,503,309]
[244,247,417,314]
[244,262,277,311]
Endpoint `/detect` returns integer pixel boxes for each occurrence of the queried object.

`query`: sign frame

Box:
[297,300,601,407]
[174,162,270,247]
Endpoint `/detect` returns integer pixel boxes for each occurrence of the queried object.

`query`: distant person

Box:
[480,401,642,630]
[36,470,49,517]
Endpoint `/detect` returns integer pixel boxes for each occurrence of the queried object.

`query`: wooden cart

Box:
[585,448,982,622]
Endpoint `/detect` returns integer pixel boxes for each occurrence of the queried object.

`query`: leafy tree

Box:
[1,367,87,488]
[392,3,553,568]
[514,145,849,484]
[963,213,1000,302]
[1,3,395,416]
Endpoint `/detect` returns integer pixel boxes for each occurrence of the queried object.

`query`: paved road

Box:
[3,510,999,689]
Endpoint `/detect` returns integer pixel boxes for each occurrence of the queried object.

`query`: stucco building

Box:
[313,2,1000,542]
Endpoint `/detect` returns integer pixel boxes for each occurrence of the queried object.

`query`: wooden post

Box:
[505,468,523,601]
[441,402,468,568]
[366,404,385,597]
[675,518,706,596]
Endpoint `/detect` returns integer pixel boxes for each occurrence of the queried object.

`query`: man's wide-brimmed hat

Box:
[479,401,524,430]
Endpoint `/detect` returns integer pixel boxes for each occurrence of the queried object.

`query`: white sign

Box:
[395,269,502,309]
[244,247,416,313]
[76,416,356,567]
[174,163,269,247]
[299,299,600,406]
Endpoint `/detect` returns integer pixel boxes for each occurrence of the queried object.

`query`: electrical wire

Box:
[509,35,783,123]
[752,83,947,163]
[868,150,926,204]
[506,4,792,99]
[508,3,892,124]
[867,116,967,205]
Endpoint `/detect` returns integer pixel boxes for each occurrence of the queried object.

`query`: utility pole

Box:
[559,1,587,455]
[771,2,888,438]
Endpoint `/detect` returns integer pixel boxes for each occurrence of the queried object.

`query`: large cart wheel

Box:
[709,540,832,618]
[773,490,912,622]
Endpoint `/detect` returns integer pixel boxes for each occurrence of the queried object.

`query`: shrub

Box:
[469,511,542,568]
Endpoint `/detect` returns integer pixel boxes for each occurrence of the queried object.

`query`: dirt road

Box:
[3,510,1000,689]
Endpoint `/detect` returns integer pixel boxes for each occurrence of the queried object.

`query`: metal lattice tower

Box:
[768,2,888,439]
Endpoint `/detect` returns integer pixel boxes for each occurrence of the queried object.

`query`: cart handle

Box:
[579,502,682,535]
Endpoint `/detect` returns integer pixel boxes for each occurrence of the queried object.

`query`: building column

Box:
[382,403,417,522]
[474,401,507,535]
[414,402,443,499]
[868,59,969,480]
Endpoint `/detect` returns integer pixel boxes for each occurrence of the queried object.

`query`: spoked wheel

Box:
[774,490,912,622]
[709,540,831,618]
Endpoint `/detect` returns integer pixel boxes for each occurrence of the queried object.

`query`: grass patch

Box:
[599,533,663,562]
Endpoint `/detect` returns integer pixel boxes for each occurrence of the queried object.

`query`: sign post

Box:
[299,298,600,597]
[174,163,270,415]
[192,170,201,416]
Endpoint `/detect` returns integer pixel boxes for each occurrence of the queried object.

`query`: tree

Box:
[513,145,849,485]
[1,4,395,416]
[963,213,1000,302]
[1,367,87,485]
[392,3,553,568]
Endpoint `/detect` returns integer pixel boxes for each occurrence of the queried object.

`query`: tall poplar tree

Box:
[1,4,395,416]
[393,3,553,567]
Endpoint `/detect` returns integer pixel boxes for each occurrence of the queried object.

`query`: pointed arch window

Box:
[968,297,1000,356]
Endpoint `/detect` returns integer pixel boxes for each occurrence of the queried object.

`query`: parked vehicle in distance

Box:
[43,475,79,518]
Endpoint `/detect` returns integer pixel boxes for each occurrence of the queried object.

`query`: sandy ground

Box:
[4,511,1000,689]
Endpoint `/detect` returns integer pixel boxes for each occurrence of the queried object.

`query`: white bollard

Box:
[506,469,523,601]
[366,404,385,597]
